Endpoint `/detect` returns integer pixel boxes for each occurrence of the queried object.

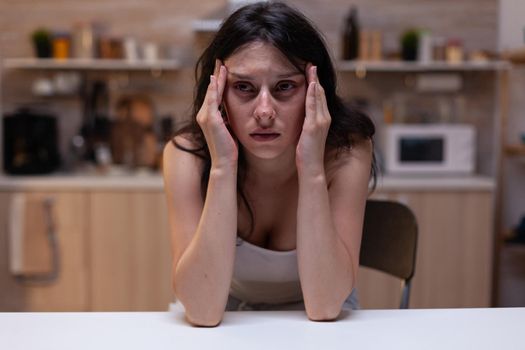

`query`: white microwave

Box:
[382,124,476,175]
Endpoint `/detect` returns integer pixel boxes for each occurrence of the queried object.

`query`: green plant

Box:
[31,28,52,58]
[400,29,420,61]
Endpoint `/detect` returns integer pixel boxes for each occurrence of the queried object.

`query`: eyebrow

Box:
[228,71,303,80]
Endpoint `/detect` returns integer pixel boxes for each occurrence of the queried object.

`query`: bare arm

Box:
[296,140,372,321]
[163,62,238,327]
[296,64,372,320]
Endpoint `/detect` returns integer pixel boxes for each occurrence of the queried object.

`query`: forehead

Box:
[224,41,301,76]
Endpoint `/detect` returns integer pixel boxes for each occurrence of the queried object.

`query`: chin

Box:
[240,142,296,162]
[241,146,279,160]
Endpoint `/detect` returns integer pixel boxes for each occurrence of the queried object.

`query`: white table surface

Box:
[0,174,495,191]
[1,308,523,350]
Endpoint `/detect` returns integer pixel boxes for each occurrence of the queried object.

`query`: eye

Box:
[233,82,255,94]
[275,81,296,93]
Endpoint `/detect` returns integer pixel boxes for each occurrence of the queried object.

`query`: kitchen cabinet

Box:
[0,176,495,311]
[88,191,172,311]
[0,187,172,312]
[357,189,494,309]
[0,191,88,311]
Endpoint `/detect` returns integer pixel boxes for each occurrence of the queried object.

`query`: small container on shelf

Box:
[432,36,447,61]
[445,38,464,63]
[72,22,94,59]
[31,28,53,58]
[370,30,383,61]
[418,30,433,63]
[52,32,71,60]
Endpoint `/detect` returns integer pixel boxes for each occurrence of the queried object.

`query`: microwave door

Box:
[400,137,444,163]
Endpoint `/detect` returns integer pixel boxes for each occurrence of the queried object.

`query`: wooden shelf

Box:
[2,58,181,71]
[504,144,525,156]
[337,60,511,72]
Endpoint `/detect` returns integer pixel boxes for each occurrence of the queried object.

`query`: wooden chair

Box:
[359,199,418,309]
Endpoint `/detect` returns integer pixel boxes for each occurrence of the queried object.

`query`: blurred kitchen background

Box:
[0,0,524,312]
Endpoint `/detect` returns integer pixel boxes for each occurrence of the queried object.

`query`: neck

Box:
[242,147,298,188]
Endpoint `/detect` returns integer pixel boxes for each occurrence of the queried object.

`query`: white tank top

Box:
[230,237,303,304]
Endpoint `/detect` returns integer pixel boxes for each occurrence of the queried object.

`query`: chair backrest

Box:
[359,199,418,308]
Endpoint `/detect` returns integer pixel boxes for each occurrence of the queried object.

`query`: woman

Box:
[163,1,376,326]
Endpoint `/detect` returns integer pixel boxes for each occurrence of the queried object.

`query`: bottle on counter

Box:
[342,6,359,60]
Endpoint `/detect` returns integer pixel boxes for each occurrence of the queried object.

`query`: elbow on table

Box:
[179,294,225,327]
[174,287,225,327]
[185,308,224,327]
[305,302,342,322]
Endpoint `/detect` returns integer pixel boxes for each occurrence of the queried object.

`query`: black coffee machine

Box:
[3,108,61,174]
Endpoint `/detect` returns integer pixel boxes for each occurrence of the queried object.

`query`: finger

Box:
[206,75,219,111]
[312,66,330,121]
[305,62,314,84]
[315,85,324,122]
[317,82,330,121]
[217,64,227,102]
[314,68,323,120]
[305,81,316,122]
[321,92,330,122]
[213,59,220,78]
[313,65,320,84]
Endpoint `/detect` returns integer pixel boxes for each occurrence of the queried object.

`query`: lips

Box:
[250,132,280,141]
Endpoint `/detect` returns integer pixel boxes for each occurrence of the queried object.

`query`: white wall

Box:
[499,0,525,51]
[499,0,525,229]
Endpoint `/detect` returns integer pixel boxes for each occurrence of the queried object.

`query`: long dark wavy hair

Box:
[172,1,377,240]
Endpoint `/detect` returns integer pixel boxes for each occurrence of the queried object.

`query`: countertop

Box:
[0,173,495,191]
[0,308,523,350]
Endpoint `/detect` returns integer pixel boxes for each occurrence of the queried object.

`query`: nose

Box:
[253,90,275,123]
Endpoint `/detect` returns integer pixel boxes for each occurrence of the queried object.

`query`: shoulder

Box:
[163,133,205,163]
[162,133,206,189]
[325,136,373,186]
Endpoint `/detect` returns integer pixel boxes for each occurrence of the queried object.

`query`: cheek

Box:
[223,92,247,138]
[284,95,306,128]
[223,91,242,122]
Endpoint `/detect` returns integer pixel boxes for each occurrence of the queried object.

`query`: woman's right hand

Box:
[196,59,238,169]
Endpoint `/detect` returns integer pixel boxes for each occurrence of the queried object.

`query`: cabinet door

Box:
[0,191,88,311]
[357,190,494,309]
[89,192,172,311]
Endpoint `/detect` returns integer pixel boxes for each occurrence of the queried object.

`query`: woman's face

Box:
[223,41,307,160]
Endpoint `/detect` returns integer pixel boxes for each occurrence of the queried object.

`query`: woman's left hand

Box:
[296,63,332,178]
